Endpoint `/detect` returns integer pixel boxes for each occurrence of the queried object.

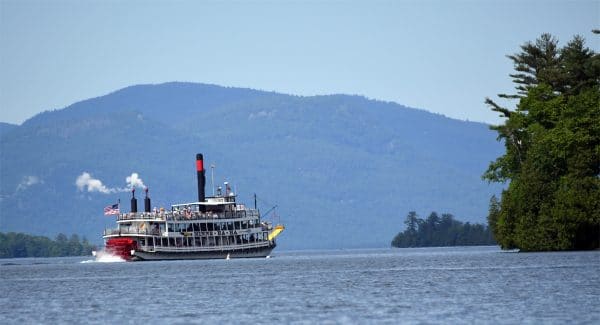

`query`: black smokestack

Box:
[144,187,151,213]
[196,153,206,212]
[131,188,138,213]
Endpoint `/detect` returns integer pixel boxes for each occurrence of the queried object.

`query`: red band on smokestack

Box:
[196,160,204,171]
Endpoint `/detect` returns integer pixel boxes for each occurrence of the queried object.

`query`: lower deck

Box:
[104,234,277,261]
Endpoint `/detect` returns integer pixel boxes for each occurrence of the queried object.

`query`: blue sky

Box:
[1,0,598,124]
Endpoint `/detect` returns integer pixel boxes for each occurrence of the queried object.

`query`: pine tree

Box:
[484,32,600,251]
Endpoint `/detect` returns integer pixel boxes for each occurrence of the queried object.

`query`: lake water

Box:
[0,246,598,324]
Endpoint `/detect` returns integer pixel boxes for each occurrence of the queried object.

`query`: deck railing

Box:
[104,228,160,236]
[104,227,267,237]
[116,210,259,222]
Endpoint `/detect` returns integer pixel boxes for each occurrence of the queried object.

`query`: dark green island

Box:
[0,232,95,258]
[391,211,495,248]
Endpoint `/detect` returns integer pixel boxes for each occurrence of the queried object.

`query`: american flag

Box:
[104,203,120,215]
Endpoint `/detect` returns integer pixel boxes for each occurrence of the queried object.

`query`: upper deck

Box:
[117,207,260,222]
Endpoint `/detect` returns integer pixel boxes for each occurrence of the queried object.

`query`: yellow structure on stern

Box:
[268,225,285,241]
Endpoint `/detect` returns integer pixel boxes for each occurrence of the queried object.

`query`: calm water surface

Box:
[0,246,598,324]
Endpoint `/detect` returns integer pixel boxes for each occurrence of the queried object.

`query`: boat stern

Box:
[105,237,138,261]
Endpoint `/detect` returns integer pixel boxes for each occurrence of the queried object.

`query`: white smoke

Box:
[75,172,146,194]
[16,175,41,191]
[76,172,114,194]
[126,173,145,189]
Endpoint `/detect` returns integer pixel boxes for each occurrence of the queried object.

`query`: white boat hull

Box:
[132,245,275,261]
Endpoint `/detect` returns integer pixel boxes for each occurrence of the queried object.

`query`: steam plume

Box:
[76,172,114,194]
[126,173,145,189]
[75,172,147,194]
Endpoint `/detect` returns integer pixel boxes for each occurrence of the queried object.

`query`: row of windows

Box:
[165,219,261,232]
[139,232,268,248]
[120,219,263,234]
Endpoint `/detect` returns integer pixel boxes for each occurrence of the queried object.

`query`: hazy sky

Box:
[1,0,598,125]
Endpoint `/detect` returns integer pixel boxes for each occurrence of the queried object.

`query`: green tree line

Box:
[484,32,599,251]
[0,232,96,258]
[391,211,495,248]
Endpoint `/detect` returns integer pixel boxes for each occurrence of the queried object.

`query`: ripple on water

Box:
[0,247,598,324]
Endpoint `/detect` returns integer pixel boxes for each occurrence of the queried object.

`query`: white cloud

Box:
[16,175,41,191]
[248,110,276,120]
[75,172,114,194]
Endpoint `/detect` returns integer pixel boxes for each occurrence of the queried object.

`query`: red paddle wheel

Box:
[105,237,138,261]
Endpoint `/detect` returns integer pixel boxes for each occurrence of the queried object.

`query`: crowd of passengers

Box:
[119,207,256,220]
[116,219,270,236]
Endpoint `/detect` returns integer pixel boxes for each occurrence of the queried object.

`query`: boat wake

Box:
[80,250,125,263]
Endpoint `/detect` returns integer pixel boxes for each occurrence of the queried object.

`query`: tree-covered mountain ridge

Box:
[0,82,503,249]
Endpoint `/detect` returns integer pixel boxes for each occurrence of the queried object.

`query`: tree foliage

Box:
[485,32,600,251]
[0,232,95,258]
[391,211,495,248]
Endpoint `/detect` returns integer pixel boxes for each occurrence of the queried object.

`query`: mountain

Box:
[0,122,18,136]
[0,82,503,249]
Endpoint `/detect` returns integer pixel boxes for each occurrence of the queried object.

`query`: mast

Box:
[210,163,215,196]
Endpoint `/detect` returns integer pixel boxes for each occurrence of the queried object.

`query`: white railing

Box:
[104,228,160,236]
[117,210,260,222]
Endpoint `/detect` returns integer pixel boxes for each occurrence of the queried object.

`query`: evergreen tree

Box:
[484,32,600,251]
[0,232,95,258]
[68,234,82,256]
[391,211,495,247]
